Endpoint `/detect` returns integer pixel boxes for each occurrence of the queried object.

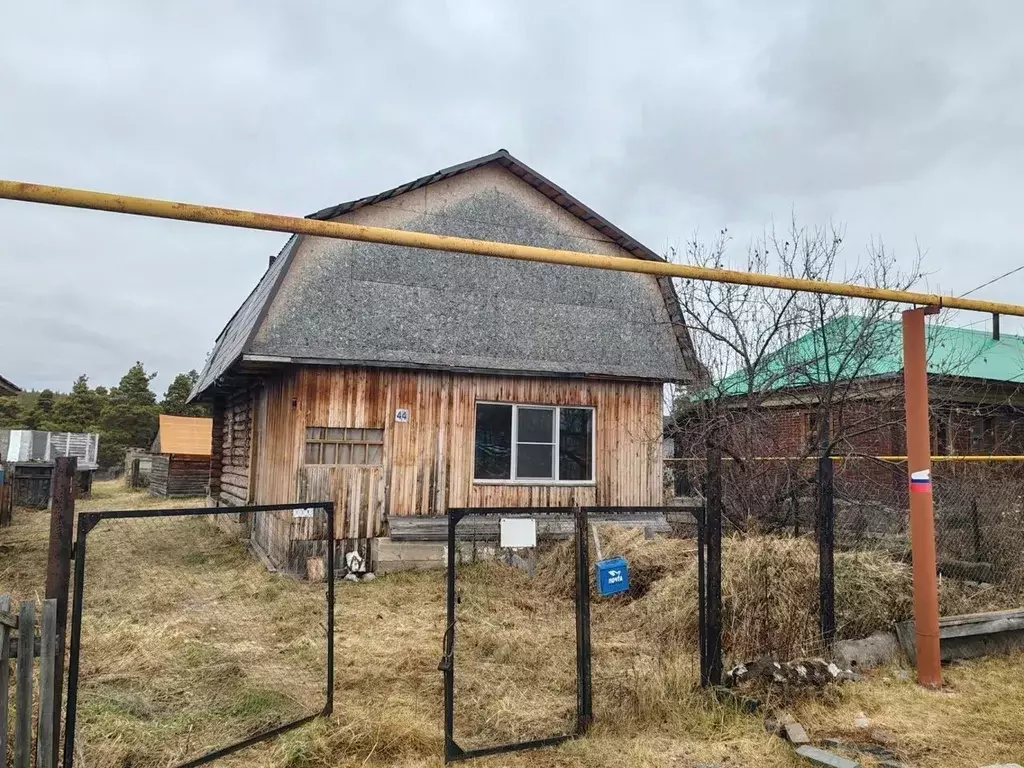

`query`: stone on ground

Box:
[783,720,810,745]
[795,745,862,768]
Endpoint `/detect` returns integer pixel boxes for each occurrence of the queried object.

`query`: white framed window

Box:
[473,402,595,484]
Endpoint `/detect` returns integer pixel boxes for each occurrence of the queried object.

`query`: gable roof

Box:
[0,374,21,397]
[191,149,701,398]
[152,415,213,456]
[713,316,1024,398]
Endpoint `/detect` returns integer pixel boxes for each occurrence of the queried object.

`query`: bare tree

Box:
[668,218,924,532]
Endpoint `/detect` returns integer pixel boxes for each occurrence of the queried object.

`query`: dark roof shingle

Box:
[192,150,700,397]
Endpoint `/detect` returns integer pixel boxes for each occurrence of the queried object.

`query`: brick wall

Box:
[673,392,1024,528]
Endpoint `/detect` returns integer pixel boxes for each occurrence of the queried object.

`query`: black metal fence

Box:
[440,506,592,763]
[63,502,335,768]
[675,452,1024,676]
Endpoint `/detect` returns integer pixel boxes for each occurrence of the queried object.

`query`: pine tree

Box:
[98,362,159,468]
[160,370,209,417]
[36,389,56,415]
[0,397,24,428]
[50,375,107,433]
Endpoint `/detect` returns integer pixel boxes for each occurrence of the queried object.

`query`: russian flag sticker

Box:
[910,469,932,493]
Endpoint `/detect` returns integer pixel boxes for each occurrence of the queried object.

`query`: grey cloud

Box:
[2,0,1023,394]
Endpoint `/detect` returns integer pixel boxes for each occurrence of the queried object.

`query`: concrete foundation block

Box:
[833,631,901,671]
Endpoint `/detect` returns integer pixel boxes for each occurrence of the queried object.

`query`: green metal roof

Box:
[713,316,1024,397]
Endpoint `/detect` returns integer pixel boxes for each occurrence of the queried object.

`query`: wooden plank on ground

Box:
[15,601,35,768]
[0,595,12,764]
[36,599,57,768]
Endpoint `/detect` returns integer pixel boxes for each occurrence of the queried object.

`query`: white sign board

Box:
[500,518,537,549]
[292,508,315,519]
[395,408,410,423]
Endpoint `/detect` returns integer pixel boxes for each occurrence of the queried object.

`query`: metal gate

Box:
[439,506,593,763]
[62,501,335,768]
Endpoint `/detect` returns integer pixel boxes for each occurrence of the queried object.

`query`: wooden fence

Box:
[1,597,58,768]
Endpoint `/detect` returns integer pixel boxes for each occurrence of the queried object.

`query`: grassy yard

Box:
[2,481,1023,767]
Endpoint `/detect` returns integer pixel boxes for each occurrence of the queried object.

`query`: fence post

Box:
[696,500,707,685]
[817,456,837,650]
[574,506,593,732]
[15,602,36,768]
[704,446,723,687]
[46,457,76,763]
[1,467,11,527]
[37,599,58,768]
[0,595,11,762]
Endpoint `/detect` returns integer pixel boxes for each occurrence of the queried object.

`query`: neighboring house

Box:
[150,415,213,497]
[190,149,702,574]
[685,316,1024,459]
[0,374,20,397]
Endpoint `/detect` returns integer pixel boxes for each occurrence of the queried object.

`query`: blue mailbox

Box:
[596,557,630,597]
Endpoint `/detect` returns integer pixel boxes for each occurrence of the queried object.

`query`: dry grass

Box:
[535,524,698,599]
[633,537,917,660]
[791,654,1024,767]
[3,482,1024,767]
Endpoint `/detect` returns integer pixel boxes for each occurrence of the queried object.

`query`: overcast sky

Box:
[2,1,1022,395]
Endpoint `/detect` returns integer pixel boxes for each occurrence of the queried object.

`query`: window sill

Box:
[472,480,597,487]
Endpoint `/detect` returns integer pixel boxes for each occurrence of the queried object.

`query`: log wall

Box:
[149,454,211,497]
[218,387,254,506]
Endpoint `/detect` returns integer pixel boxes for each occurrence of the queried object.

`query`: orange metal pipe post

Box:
[902,308,942,688]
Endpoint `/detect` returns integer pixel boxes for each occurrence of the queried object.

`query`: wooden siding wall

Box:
[219,387,254,506]
[149,454,211,497]
[247,366,664,568]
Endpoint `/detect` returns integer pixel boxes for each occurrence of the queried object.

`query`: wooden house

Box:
[149,415,213,497]
[190,150,702,574]
[0,374,19,397]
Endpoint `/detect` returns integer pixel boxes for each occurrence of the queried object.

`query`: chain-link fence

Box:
[835,458,1024,615]
[65,503,334,768]
[668,455,1024,671]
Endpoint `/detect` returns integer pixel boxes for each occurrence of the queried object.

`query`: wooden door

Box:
[297,465,385,566]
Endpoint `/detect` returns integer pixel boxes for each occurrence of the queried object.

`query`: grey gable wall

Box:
[248,165,689,381]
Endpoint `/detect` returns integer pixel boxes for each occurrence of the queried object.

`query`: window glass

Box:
[474,404,513,479]
[322,443,337,464]
[474,404,594,482]
[517,407,554,443]
[304,425,384,466]
[559,408,593,481]
[517,443,554,478]
[304,442,321,464]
